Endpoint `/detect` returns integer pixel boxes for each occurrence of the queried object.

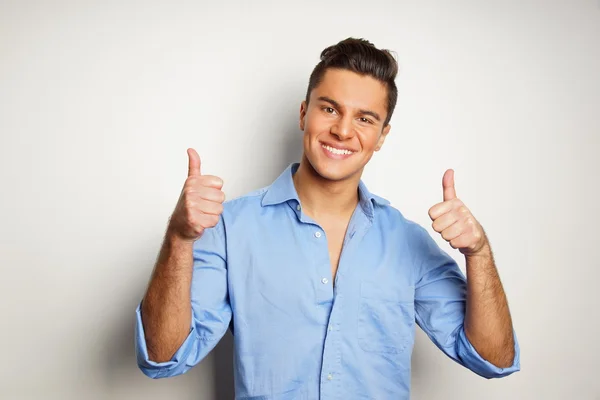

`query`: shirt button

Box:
[328,325,333,331]
[321,277,328,284]
[296,204,301,211]
[314,231,322,238]
[327,373,333,380]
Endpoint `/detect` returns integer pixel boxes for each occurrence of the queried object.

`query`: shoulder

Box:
[223,186,269,212]
[374,202,434,251]
[373,201,423,231]
[363,185,423,236]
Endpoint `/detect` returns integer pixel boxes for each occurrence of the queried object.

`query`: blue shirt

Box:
[135,163,520,399]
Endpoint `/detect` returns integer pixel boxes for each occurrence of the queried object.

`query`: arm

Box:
[464,241,515,368]
[135,148,230,378]
[412,224,520,379]
[135,218,231,378]
[420,168,520,377]
[140,227,194,363]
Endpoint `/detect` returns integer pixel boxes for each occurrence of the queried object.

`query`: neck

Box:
[292,155,362,219]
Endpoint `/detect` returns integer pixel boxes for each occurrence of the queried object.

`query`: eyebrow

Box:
[317,96,382,122]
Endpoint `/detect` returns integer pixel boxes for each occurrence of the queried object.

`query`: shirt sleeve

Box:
[135,217,232,379]
[411,224,521,379]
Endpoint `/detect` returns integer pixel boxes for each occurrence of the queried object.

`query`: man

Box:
[135,37,520,399]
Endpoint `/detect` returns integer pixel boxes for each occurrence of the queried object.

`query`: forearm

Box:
[464,243,515,368]
[141,226,195,362]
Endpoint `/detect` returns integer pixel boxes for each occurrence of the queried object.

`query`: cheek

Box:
[358,131,381,150]
[306,113,332,134]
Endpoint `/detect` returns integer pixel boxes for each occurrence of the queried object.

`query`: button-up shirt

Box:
[135,163,521,399]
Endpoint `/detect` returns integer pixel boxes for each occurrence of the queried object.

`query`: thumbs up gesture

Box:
[168,148,226,242]
[428,169,488,256]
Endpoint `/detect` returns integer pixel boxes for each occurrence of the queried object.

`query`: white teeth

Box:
[322,144,354,155]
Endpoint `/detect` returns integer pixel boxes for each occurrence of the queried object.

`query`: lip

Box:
[320,141,356,152]
[320,142,356,160]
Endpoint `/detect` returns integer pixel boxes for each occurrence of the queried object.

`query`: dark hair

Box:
[305,37,399,126]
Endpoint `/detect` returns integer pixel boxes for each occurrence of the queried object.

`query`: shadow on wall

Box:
[227,81,305,197]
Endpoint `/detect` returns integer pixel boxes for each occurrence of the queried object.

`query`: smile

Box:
[321,144,355,156]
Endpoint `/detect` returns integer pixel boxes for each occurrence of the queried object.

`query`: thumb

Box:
[442,169,456,201]
[187,148,201,177]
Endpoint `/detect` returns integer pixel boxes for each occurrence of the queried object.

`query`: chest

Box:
[323,225,347,280]
[227,217,416,324]
[225,205,415,299]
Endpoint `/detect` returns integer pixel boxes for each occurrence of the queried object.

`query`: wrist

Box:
[165,223,196,247]
[465,242,492,260]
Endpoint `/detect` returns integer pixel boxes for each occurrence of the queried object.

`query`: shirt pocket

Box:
[357,281,415,354]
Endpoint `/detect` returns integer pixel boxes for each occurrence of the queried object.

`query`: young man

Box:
[135,38,520,399]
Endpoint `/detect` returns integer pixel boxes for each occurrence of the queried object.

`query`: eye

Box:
[322,107,336,114]
[359,117,374,124]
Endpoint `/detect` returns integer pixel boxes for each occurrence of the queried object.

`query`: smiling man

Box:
[135,38,521,399]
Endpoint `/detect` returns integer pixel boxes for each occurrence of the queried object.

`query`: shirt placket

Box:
[319,207,371,400]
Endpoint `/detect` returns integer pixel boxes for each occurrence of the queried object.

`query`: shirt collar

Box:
[261,163,390,216]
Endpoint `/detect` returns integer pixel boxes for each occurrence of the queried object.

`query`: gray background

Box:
[1,0,599,399]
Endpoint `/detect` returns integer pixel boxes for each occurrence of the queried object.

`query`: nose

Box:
[330,116,354,140]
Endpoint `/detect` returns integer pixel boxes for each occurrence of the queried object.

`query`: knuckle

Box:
[208,214,220,226]
[183,197,194,211]
[196,176,209,187]
[184,178,197,190]
[202,175,224,188]
[181,186,192,198]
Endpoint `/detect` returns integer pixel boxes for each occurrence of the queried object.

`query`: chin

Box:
[306,154,362,182]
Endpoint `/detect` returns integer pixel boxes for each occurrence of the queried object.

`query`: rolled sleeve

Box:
[456,326,521,379]
[134,217,232,378]
[411,223,520,379]
[135,303,199,379]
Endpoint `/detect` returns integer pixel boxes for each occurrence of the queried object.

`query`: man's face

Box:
[299,68,391,182]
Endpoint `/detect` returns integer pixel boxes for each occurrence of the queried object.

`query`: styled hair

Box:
[305,37,399,126]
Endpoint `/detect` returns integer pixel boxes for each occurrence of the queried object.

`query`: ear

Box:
[299,100,307,131]
[374,124,391,151]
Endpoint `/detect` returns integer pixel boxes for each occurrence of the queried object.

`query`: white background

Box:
[1,1,599,399]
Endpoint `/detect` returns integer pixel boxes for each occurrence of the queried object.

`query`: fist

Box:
[428,169,488,256]
[168,148,225,241]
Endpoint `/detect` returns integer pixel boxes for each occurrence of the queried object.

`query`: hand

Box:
[168,148,225,241]
[428,169,488,256]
